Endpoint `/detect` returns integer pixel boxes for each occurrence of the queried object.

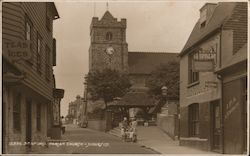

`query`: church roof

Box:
[128,52,179,74]
[109,92,155,107]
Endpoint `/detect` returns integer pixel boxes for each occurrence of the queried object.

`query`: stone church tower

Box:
[89,11,128,72]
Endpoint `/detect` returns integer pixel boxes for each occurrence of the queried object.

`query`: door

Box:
[26,100,32,147]
[211,100,222,152]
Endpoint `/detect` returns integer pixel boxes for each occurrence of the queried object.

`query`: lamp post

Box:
[161,86,168,115]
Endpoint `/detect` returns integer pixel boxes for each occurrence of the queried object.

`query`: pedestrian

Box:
[121,117,128,140]
[130,117,137,135]
[61,116,65,134]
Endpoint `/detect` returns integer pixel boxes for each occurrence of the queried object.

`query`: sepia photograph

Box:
[1,0,248,155]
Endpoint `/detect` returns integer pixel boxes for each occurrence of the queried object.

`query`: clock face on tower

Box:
[105,46,114,55]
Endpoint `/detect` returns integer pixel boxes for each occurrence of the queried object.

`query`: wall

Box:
[157,114,177,140]
[2,2,56,100]
[179,33,222,151]
[87,119,106,132]
[89,14,128,72]
[3,85,49,153]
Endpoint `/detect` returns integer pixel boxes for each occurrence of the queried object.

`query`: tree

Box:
[85,68,131,109]
[146,61,179,99]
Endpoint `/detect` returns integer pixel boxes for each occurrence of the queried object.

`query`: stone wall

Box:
[87,119,106,132]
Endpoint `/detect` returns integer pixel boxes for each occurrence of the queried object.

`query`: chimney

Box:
[199,3,217,28]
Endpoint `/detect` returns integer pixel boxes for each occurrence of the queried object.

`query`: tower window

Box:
[106,32,112,41]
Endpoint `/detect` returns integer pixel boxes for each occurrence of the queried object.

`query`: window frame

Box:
[36,32,42,73]
[45,45,51,81]
[188,51,199,85]
[106,32,113,41]
[188,103,199,137]
[25,16,32,41]
[25,14,34,65]
[46,15,52,32]
[13,93,21,132]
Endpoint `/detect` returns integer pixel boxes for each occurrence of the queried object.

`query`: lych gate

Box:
[106,92,155,129]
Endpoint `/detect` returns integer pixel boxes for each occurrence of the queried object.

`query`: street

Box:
[30,124,158,154]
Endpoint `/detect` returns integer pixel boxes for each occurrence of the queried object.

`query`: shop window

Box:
[189,103,199,137]
[13,93,21,132]
[45,45,51,81]
[188,52,199,84]
[37,32,42,73]
[106,32,112,41]
[36,103,41,131]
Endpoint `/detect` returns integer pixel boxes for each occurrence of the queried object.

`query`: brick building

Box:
[88,11,179,131]
[179,2,247,154]
[2,2,62,153]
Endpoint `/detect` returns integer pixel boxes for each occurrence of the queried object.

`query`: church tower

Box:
[89,11,128,72]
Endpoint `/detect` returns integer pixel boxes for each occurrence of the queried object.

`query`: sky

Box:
[52,1,209,117]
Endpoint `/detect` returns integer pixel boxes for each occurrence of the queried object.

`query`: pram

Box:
[121,127,137,142]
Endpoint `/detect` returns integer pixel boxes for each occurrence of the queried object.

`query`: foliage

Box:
[87,107,105,119]
[85,68,131,109]
[146,61,179,99]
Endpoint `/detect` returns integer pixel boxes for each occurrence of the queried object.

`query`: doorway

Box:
[26,99,32,147]
[211,100,222,152]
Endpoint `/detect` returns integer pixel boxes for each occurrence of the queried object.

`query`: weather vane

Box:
[106,2,109,11]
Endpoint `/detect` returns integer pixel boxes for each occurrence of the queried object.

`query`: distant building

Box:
[88,10,179,131]
[67,95,86,125]
[179,2,247,154]
[2,2,62,153]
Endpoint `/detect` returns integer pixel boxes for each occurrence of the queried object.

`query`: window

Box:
[25,18,31,40]
[189,103,199,137]
[106,32,112,41]
[188,52,199,84]
[25,15,33,64]
[200,21,206,29]
[36,103,41,131]
[13,93,21,132]
[46,15,51,32]
[37,32,42,73]
[45,45,51,80]
[200,9,207,28]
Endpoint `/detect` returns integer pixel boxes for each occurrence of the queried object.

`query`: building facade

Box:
[66,95,86,125]
[2,2,60,153]
[89,11,128,72]
[179,2,247,154]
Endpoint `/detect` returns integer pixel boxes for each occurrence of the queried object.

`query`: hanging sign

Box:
[193,45,217,72]
[4,40,32,61]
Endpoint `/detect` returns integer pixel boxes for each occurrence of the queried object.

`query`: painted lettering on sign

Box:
[224,97,239,120]
[4,40,32,61]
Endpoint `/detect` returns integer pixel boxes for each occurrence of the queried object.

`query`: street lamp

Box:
[161,86,168,97]
[161,85,168,115]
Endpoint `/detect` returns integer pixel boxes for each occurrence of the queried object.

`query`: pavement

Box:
[27,124,158,154]
[109,125,220,154]
[136,126,219,154]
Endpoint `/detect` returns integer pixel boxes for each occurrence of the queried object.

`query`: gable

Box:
[180,2,236,56]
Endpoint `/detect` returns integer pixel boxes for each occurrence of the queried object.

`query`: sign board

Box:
[205,81,218,88]
[4,40,32,61]
[193,45,217,72]
[193,60,214,72]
